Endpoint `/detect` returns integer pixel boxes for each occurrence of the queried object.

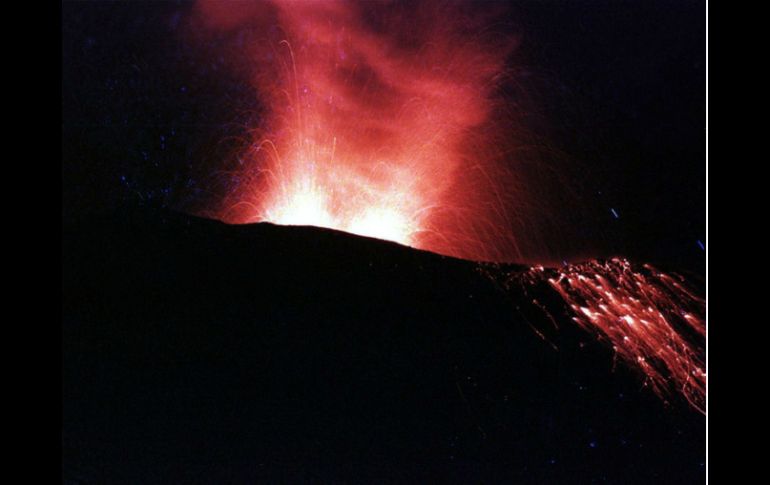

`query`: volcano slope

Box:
[63,206,705,483]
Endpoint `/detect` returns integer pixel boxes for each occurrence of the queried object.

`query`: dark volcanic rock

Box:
[62,206,705,483]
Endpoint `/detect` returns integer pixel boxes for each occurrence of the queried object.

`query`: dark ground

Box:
[63,206,704,483]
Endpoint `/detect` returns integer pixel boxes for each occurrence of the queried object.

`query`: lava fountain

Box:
[195,0,533,262]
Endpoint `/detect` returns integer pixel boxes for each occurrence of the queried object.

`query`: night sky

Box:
[62,0,705,273]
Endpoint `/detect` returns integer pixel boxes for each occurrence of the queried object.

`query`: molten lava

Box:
[195,0,528,262]
[492,259,706,413]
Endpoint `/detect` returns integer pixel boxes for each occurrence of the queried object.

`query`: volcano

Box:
[62,205,704,483]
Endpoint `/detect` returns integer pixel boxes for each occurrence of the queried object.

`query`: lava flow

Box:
[492,259,706,413]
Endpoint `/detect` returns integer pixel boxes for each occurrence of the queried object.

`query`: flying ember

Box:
[489,258,706,413]
[195,0,532,262]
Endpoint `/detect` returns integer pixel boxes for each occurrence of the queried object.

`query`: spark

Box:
[490,258,706,414]
[194,0,545,262]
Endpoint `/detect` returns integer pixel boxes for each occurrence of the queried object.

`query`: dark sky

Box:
[62,0,706,274]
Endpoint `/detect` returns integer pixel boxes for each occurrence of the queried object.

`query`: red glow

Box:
[195,0,531,262]
[508,259,706,413]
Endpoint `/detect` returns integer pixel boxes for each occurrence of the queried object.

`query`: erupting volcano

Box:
[196,0,534,262]
[63,1,706,481]
[189,0,706,413]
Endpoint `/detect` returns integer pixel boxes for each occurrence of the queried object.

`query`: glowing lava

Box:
[194,0,527,261]
[258,150,425,246]
[494,258,706,413]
